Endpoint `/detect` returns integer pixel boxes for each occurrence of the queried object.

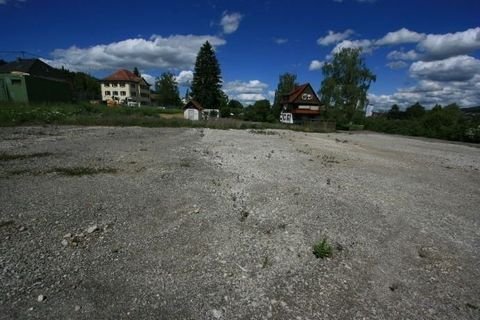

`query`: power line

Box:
[0,50,47,60]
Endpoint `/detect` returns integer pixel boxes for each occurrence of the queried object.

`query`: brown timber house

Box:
[281,83,325,123]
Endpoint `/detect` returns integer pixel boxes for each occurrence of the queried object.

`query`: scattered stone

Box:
[240,210,249,222]
[211,309,222,319]
[18,225,26,232]
[86,225,98,234]
[389,283,399,292]
[75,305,81,312]
[37,294,45,302]
[61,239,68,247]
[63,233,72,239]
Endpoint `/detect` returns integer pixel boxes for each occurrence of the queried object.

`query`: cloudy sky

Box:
[1,0,479,109]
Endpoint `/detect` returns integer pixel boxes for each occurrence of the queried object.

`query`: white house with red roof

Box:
[100,69,151,105]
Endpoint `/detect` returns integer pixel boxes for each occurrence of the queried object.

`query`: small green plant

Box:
[313,238,333,259]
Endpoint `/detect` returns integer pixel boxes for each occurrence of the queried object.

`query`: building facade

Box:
[100,69,151,105]
[0,59,72,103]
[280,83,324,124]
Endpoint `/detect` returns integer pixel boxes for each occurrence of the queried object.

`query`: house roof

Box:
[103,69,142,82]
[283,83,310,103]
[183,100,204,111]
[0,59,38,74]
[0,58,67,81]
[282,83,323,108]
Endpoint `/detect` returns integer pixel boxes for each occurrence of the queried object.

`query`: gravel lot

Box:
[1,126,479,319]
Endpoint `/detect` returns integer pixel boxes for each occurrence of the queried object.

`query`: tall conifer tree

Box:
[191,41,222,108]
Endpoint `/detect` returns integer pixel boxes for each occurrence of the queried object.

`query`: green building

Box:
[0,59,73,104]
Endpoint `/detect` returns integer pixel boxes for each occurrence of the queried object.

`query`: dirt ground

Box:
[1,126,479,320]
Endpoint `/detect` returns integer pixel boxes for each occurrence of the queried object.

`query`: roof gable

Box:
[103,69,141,82]
[283,83,321,105]
[183,100,204,111]
[0,59,66,81]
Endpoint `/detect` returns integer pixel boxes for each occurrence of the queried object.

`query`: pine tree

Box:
[191,41,222,109]
[133,67,140,77]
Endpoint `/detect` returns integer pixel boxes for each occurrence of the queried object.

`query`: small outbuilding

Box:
[183,100,204,120]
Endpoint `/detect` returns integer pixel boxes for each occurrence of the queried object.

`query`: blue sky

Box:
[1,0,479,109]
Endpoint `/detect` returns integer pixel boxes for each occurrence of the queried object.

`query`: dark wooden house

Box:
[280,83,324,124]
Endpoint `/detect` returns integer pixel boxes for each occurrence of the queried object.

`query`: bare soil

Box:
[1,126,479,319]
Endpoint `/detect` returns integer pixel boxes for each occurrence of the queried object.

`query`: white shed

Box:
[183,100,204,121]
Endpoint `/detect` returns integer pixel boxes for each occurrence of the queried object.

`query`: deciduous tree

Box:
[155,72,182,107]
[272,73,298,119]
[320,48,376,124]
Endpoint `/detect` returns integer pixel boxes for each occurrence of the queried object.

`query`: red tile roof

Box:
[104,69,141,82]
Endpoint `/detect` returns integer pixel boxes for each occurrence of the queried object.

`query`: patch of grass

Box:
[0,103,336,133]
[313,238,333,259]
[0,152,53,161]
[465,303,478,310]
[52,167,117,176]
[262,256,272,269]
[179,160,192,167]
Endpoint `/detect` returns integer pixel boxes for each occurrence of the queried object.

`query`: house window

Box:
[131,92,137,97]
[130,84,136,89]
[113,91,118,96]
[105,91,111,95]
[120,91,126,96]
[11,79,21,85]
[112,83,118,87]
[120,83,125,87]
[104,83,110,87]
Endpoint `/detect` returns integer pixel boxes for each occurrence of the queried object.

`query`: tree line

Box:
[364,103,480,142]
[139,41,480,142]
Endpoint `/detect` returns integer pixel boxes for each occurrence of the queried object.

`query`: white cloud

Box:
[370,75,480,110]
[223,80,269,104]
[317,29,354,46]
[220,12,243,34]
[418,27,480,60]
[273,38,288,45]
[387,49,420,61]
[376,28,426,46]
[236,93,266,103]
[175,70,194,86]
[410,55,480,82]
[386,61,408,69]
[331,39,373,55]
[309,60,324,71]
[47,34,226,72]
